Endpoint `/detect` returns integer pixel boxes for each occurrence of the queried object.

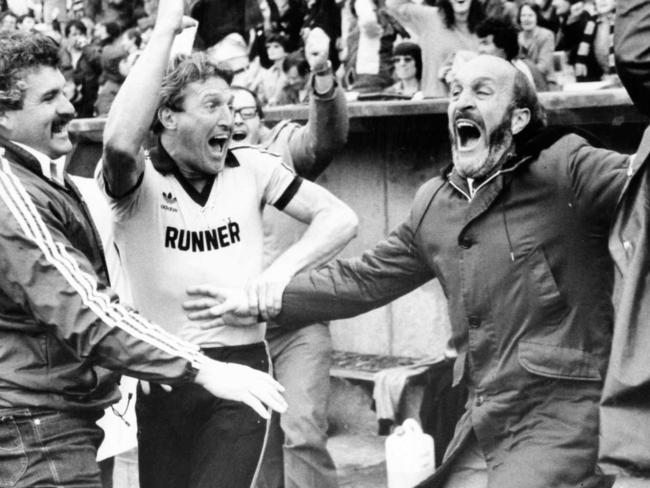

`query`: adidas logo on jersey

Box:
[161,191,178,212]
[162,191,177,204]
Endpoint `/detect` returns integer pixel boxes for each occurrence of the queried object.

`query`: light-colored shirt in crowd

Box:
[386,3,479,98]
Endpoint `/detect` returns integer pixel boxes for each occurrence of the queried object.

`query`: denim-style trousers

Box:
[0,408,104,488]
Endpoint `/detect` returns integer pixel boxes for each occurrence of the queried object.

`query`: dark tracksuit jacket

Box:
[274,130,632,488]
[0,137,203,413]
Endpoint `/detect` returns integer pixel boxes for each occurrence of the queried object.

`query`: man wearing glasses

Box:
[229,27,349,488]
[98,2,358,487]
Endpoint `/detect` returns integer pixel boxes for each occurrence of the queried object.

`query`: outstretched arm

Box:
[615,0,650,116]
[184,217,434,328]
[102,0,195,197]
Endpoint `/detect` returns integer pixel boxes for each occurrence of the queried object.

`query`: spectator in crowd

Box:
[208,32,265,92]
[257,30,290,105]
[534,0,560,32]
[518,2,556,87]
[276,50,311,104]
[249,0,281,69]
[343,0,408,94]
[189,0,262,49]
[591,0,617,82]
[60,19,103,117]
[482,0,518,24]
[554,0,601,81]
[476,16,549,90]
[93,20,121,49]
[303,0,342,71]
[94,45,129,115]
[0,10,17,31]
[229,26,348,488]
[120,26,142,54]
[100,2,356,488]
[249,0,305,69]
[184,53,639,488]
[386,0,483,98]
[274,0,307,53]
[16,13,36,32]
[383,41,422,97]
[0,28,286,488]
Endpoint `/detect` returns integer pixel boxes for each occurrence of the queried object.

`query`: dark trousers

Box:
[136,342,271,488]
[0,408,104,488]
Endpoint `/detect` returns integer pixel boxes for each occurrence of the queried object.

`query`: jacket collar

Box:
[0,134,47,177]
[446,126,597,227]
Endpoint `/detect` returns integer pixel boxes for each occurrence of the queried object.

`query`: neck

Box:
[160,135,209,192]
[455,11,469,28]
[523,27,535,38]
[401,78,420,92]
[258,125,272,145]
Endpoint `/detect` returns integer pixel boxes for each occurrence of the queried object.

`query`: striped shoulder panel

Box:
[231,144,282,159]
[0,154,204,367]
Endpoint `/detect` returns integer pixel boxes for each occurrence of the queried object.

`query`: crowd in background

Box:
[0,0,619,117]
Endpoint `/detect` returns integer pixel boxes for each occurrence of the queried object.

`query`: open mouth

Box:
[231,130,247,142]
[455,119,483,151]
[51,119,69,136]
[208,135,229,153]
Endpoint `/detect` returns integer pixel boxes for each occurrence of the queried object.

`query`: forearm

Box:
[265,203,358,278]
[292,82,348,179]
[93,324,203,384]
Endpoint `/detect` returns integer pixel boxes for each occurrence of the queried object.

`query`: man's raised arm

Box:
[102,0,194,197]
[287,27,348,180]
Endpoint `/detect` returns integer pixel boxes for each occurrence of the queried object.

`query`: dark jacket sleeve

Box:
[287,83,349,181]
[615,0,650,116]
[0,189,202,385]
[275,210,434,328]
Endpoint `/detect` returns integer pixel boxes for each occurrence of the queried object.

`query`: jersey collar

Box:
[150,138,240,175]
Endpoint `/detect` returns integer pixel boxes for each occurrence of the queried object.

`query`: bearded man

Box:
[184,55,638,488]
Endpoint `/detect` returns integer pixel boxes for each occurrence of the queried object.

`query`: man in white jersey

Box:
[98,1,359,487]
[228,28,348,488]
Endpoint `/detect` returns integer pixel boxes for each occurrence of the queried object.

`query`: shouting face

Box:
[447,56,527,178]
[161,76,234,179]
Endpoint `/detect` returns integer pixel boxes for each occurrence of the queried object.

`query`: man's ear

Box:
[157,106,177,131]
[511,107,531,136]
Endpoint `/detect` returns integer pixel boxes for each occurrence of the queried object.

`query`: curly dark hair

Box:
[152,51,233,134]
[437,0,485,32]
[0,31,60,111]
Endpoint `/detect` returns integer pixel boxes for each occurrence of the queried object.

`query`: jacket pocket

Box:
[518,340,602,381]
[526,247,569,326]
[0,416,27,487]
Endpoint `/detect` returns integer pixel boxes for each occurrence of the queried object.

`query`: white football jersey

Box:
[99,145,299,347]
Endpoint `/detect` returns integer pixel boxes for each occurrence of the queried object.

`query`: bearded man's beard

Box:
[451,108,515,179]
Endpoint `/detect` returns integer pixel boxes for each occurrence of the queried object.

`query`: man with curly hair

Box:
[0,29,287,488]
